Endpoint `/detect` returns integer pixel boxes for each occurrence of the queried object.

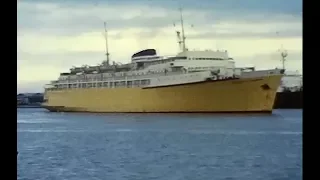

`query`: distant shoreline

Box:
[17,105,44,108]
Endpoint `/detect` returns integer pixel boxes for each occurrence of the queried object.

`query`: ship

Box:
[273,49,302,109]
[274,71,302,109]
[42,9,283,113]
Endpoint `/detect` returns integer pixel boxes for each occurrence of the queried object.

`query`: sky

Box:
[17,0,302,93]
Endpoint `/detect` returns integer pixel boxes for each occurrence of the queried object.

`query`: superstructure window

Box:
[141,79,150,85]
[193,57,224,60]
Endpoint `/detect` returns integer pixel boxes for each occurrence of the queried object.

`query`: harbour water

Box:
[17,108,302,180]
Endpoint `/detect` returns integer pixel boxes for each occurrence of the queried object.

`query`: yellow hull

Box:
[43,75,282,113]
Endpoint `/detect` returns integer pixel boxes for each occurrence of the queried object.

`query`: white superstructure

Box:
[45,48,251,91]
[45,8,283,91]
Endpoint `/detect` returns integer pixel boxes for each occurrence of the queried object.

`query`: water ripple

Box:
[17,108,302,180]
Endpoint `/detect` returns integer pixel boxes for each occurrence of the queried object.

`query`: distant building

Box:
[17,93,44,105]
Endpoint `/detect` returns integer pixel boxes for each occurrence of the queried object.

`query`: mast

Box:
[280,48,288,70]
[104,22,110,66]
[276,31,288,71]
[179,8,187,52]
[176,31,182,51]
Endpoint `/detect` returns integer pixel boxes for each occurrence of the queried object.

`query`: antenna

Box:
[179,8,187,52]
[104,22,110,66]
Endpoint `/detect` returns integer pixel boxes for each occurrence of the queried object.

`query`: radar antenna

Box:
[104,22,110,66]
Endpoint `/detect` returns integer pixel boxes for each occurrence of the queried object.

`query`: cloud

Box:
[17,0,302,93]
